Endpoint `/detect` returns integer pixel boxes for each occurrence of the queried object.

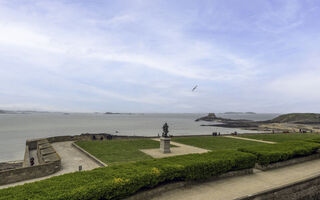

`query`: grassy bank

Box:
[172,136,269,150]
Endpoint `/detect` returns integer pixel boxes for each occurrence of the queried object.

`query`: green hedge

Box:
[238,141,320,166]
[0,150,256,200]
[306,137,320,144]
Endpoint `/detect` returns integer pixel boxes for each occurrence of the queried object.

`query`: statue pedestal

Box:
[160,137,171,153]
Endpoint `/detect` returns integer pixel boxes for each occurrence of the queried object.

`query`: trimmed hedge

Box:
[0,150,256,200]
[238,141,320,166]
[306,137,320,144]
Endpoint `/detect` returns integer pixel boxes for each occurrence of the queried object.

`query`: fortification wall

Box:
[0,159,60,185]
[237,173,320,200]
[23,145,30,167]
[39,133,153,143]
[27,133,221,145]
[0,139,61,186]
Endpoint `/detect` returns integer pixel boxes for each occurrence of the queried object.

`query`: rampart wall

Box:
[0,139,61,186]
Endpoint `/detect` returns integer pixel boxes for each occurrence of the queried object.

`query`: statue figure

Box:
[162,122,169,138]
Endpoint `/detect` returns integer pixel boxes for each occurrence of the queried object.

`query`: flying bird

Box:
[192,85,198,92]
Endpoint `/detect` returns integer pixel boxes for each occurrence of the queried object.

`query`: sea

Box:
[0,113,279,162]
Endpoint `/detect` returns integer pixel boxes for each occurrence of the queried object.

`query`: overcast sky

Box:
[0,0,320,113]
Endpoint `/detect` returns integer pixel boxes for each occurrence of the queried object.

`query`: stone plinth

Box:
[160,137,171,153]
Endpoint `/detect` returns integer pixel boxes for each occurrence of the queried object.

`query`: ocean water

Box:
[0,113,279,162]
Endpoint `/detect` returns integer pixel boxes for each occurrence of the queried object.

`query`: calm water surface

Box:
[0,113,279,162]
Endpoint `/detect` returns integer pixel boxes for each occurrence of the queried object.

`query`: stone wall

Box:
[0,139,61,186]
[72,142,107,167]
[42,133,153,143]
[23,145,30,167]
[27,133,216,145]
[37,139,60,165]
[0,159,60,185]
[237,173,320,200]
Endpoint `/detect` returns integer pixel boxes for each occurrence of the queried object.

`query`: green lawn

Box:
[172,136,269,151]
[76,139,173,165]
[239,133,320,143]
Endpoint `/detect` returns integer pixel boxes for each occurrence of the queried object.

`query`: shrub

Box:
[238,141,320,166]
[0,150,256,200]
[306,137,320,144]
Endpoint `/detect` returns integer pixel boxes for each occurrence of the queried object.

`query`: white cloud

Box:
[268,69,320,100]
[0,0,319,112]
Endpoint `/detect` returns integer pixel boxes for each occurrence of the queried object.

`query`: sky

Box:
[0,0,320,113]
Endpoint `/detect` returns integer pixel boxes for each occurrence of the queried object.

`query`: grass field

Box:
[239,133,320,143]
[172,136,269,151]
[76,139,175,165]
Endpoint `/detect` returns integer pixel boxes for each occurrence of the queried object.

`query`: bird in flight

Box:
[192,85,198,92]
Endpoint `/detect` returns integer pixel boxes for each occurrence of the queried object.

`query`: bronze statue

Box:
[162,122,169,138]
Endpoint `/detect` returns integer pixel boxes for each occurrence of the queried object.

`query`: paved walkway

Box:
[224,136,276,144]
[140,139,209,158]
[0,141,100,189]
[153,158,320,200]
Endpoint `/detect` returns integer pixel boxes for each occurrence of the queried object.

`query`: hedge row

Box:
[238,141,320,166]
[306,137,320,144]
[0,150,256,200]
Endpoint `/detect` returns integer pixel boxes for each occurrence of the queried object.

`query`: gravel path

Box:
[140,138,209,158]
[224,135,276,144]
[0,141,100,189]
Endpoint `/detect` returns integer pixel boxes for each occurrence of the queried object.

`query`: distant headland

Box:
[196,113,320,133]
[223,112,256,114]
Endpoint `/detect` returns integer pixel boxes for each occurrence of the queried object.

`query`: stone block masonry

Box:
[0,139,61,186]
[237,173,320,200]
[0,160,60,185]
[160,137,171,153]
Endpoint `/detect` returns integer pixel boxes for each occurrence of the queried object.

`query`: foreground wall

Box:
[238,173,320,200]
[0,160,60,185]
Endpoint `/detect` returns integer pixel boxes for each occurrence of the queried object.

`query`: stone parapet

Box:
[237,173,320,200]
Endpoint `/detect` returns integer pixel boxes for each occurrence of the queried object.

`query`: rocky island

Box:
[196,113,320,133]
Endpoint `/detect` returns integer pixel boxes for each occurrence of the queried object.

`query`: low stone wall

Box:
[26,139,38,150]
[125,168,253,200]
[44,133,154,143]
[0,160,60,185]
[27,133,226,145]
[0,139,62,186]
[0,161,23,171]
[72,142,107,167]
[23,145,30,167]
[38,140,60,165]
[255,152,320,171]
[237,173,320,200]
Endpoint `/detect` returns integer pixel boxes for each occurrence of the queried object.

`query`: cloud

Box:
[268,69,320,100]
[0,0,320,112]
